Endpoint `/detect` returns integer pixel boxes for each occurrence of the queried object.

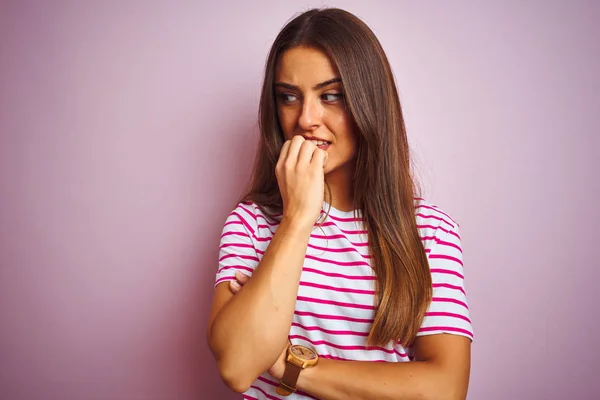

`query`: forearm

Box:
[209,218,311,388]
[298,358,464,400]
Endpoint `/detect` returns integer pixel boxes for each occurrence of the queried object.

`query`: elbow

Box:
[206,329,255,393]
[217,360,254,393]
[428,386,466,400]
[442,393,466,400]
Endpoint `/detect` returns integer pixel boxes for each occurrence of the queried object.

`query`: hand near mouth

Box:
[276,135,328,229]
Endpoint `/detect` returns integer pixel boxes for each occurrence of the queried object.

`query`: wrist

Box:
[296,356,323,391]
[278,216,314,238]
[276,345,319,396]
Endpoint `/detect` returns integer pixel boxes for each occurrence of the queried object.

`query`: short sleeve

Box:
[418,224,474,341]
[214,203,261,287]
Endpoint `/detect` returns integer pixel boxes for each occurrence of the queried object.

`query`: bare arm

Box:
[206,137,328,392]
[296,334,471,400]
[225,270,471,400]
[207,219,312,392]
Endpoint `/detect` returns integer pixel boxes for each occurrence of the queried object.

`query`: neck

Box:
[324,163,355,212]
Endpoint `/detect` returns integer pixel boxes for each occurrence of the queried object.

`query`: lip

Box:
[302,136,332,144]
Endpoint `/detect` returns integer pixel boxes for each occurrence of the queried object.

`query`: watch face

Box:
[291,345,317,360]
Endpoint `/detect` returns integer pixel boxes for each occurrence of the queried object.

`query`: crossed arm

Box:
[294,333,470,400]
[209,268,471,400]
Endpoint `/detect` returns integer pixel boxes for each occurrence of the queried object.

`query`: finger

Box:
[310,148,328,169]
[284,135,305,167]
[235,271,249,285]
[229,279,241,294]
[276,140,292,170]
[297,140,317,167]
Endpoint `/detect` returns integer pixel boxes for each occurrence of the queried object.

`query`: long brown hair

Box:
[242,8,432,347]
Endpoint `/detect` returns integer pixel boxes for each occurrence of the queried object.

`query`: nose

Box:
[298,96,323,131]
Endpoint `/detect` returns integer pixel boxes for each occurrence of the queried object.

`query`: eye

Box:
[321,93,344,103]
[277,93,299,103]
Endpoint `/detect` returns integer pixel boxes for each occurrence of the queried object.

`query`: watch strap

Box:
[275,361,302,396]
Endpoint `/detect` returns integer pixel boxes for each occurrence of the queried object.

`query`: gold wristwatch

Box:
[276,344,319,396]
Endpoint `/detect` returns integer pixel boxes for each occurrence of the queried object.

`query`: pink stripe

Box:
[239,203,281,227]
[432,297,469,310]
[237,204,281,229]
[224,220,243,228]
[217,265,254,275]
[256,225,275,236]
[289,334,406,357]
[291,322,369,337]
[256,214,281,227]
[421,235,462,252]
[339,228,366,235]
[300,281,375,295]
[302,267,376,281]
[416,213,454,228]
[295,310,374,324]
[310,233,369,246]
[319,354,389,362]
[414,204,457,226]
[238,203,282,226]
[219,243,260,257]
[447,230,460,239]
[218,253,259,263]
[430,268,464,280]
[215,276,233,285]
[317,221,367,235]
[324,213,361,223]
[243,395,258,400]
[307,243,371,259]
[419,326,473,338]
[425,311,471,323]
[249,235,271,243]
[297,295,375,310]
[305,254,371,268]
[435,239,462,252]
[220,242,254,250]
[238,204,257,221]
[257,376,278,386]
[256,224,277,231]
[429,254,463,267]
[247,221,277,236]
[231,211,258,236]
[249,385,279,400]
[433,283,466,295]
[417,224,461,239]
[257,377,315,399]
[220,231,250,240]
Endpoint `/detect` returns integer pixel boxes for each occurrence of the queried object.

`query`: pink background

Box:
[1,1,598,399]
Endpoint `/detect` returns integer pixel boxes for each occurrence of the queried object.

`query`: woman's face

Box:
[274,46,358,177]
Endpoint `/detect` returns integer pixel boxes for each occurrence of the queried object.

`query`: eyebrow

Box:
[274,77,342,91]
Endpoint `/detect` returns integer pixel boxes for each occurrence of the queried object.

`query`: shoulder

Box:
[413,197,462,251]
[222,201,279,238]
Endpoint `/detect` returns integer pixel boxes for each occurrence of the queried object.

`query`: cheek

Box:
[330,115,357,148]
[277,108,297,140]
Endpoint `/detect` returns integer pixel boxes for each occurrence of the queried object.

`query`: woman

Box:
[207,7,472,400]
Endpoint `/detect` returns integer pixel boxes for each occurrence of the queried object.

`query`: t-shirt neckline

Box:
[322,201,361,219]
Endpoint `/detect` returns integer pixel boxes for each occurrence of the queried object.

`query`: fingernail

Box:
[231,280,241,288]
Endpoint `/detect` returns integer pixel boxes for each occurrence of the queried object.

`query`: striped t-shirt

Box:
[215,198,473,400]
